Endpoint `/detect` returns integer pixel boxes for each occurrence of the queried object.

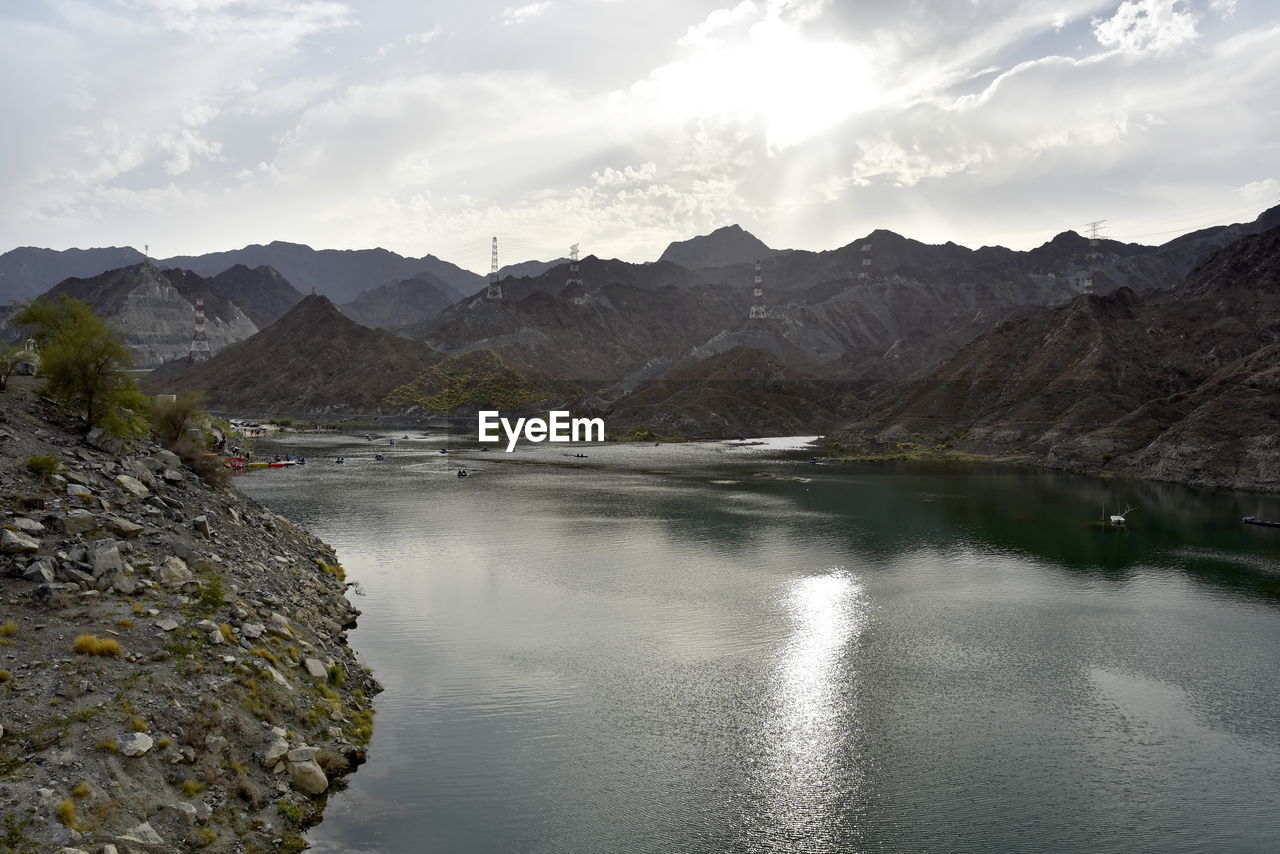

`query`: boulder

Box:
[152,449,181,469]
[287,745,319,763]
[59,509,98,535]
[116,821,164,848]
[66,483,92,502]
[86,427,126,456]
[22,557,57,585]
[155,618,179,632]
[302,658,328,680]
[87,539,123,577]
[155,555,194,589]
[262,737,289,769]
[10,516,44,535]
[193,515,211,537]
[289,759,329,795]
[114,475,150,499]
[119,732,154,757]
[103,516,144,538]
[166,801,198,823]
[1,529,40,554]
[112,575,140,595]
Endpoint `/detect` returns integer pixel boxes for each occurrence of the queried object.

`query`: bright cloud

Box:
[1092,0,1199,53]
[500,2,550,26]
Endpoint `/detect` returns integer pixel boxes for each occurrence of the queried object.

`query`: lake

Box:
[236,433,1280,853]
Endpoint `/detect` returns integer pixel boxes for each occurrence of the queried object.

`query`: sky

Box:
[2,0,1278,272]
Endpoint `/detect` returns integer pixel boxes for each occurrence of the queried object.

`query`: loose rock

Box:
[119,732,154,757]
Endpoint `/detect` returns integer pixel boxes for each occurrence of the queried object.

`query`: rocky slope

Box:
[41,265,259,370]
[339,270,463,331]
[0,377,378,852]
[609,346,848,438]
[0,247,147,304]
[658,224,778,269]
[830,224,1280,491]
[147,295,442,417]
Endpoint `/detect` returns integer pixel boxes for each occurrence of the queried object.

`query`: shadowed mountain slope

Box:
[146,295,442,415]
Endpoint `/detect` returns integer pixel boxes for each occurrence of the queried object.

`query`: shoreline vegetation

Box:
[1,299,378,853]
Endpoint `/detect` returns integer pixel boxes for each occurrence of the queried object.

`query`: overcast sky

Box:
[2,0,1277,271]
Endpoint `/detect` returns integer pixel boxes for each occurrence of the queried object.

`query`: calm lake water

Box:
[237,434,1280,854]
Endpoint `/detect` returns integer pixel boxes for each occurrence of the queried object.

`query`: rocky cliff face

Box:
[830,224,1280,492]
[0,377,377,852]
[44,264,259,370]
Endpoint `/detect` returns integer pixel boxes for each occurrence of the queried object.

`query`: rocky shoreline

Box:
[0,377,379,853]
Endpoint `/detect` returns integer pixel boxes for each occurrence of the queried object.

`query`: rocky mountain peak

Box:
[658,224,776,269]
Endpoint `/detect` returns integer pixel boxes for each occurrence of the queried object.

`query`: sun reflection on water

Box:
[749,569,868,850]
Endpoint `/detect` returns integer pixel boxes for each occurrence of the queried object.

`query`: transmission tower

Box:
[567,243,586,304]
[749,260,767,319]
[859,242,873,279]
[189,296,211,362]
[1082,219,1106,293]
[486,235,502,300]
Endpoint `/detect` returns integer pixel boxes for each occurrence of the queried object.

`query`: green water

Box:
[237,435,1280,853]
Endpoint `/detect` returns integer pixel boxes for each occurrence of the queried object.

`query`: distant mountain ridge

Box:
[0,246,146,303]
[159,241,485,305]
[339,270,464,330]
[658,224,777,269]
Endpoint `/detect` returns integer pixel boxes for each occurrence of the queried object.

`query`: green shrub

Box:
[25,455,60,479]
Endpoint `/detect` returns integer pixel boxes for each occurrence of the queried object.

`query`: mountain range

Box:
[831,219,1280,492]
[15,205,1280,490]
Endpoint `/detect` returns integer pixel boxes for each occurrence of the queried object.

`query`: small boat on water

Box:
[457,469,469,478]
[439,448,449,455]
[335,457,346,464]
[1244,516,1280,528]
[388,439,396,446]
[374,454,385,461]
[268,460,297,468]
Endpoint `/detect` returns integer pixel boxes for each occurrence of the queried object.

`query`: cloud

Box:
[376,26,443,57]
[678,1,758,47]
[592,163,658,186]
[500,2,550,25]
[1092,0,1198,53]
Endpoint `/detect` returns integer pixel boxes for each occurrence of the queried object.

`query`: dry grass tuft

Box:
[73,634,123,657]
